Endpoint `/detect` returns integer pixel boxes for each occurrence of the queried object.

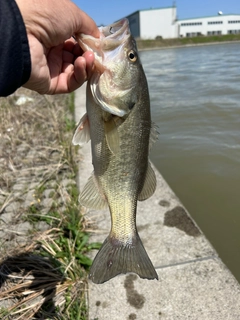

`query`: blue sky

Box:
[73,0,240,26]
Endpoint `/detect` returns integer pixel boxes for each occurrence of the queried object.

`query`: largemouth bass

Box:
[73,19,158,284]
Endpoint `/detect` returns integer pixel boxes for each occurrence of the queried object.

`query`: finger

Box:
[49,51,95,94]
[65,51,95,92]
[69,56,88,90]
[62,62,74,73]
[72,43,83,56]
[53,56,87,93]
[63,38,77,51]
[82,51,95,77]
[62,50,75,64]
[63,39,84,62]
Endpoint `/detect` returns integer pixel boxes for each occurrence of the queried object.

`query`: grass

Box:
[0,89,101,319]
[136,33,240,50]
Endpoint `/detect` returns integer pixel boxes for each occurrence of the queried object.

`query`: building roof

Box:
[178,14,240,21]
[126,6,175,18]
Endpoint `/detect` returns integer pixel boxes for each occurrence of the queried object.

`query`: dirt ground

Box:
[0,88,90,319]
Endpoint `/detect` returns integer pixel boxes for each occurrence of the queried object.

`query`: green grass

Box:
[136,33,240,49]
[179,33,240,44]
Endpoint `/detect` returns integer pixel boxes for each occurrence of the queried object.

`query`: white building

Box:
[126,6,178,39]
[179,14,240,37]
[125,6,240,39]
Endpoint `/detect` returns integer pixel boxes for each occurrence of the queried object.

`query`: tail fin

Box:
[89,234,158,284]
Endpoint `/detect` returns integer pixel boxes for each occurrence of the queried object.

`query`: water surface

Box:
[140,43,240,282]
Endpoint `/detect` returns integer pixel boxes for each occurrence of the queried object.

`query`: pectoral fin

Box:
[149,122,159,150]
[72,113,90,146]
[138,162,157,201]
[79,174,108,209]
[104,117,120,155]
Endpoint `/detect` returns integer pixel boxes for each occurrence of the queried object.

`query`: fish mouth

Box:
[77,19,130,73]
[78,19,133,117]
[100,19,130,41]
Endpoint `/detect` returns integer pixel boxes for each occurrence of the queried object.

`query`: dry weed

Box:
[0,89,96,319]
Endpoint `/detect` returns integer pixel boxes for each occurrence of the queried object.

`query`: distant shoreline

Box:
[136,35,240,51]
[138,40,240,51]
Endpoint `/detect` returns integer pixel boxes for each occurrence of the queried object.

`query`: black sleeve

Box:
[0,0,31,97]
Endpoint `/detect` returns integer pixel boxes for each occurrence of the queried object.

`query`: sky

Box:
[73,0,240,26]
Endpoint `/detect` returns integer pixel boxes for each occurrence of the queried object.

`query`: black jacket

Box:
[0,0,31,96]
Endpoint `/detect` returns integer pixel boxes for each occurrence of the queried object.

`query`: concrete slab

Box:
[74,84,240,320]
[88,258,240,320]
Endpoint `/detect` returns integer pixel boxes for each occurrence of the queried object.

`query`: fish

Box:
[72,19,158,284]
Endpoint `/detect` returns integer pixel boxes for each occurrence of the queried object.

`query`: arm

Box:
[0,0,31,97]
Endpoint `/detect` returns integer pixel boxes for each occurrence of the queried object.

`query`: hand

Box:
[15,0,99,94]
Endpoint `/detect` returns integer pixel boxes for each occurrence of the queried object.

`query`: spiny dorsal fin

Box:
[104,117,120,155]
[138,162,157,201]
[72,113,90,146]
[79,174,108,209]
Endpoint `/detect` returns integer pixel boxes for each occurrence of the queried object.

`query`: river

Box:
[140,42,240,283]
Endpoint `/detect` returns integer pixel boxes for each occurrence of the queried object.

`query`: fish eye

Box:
[128,50,137,62]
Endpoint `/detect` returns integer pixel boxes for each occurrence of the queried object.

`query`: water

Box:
[140,43,240,283]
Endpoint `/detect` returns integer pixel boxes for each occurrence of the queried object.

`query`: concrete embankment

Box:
[75,84,240,320]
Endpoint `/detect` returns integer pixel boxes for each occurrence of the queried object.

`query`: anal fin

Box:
[138,161,157,201]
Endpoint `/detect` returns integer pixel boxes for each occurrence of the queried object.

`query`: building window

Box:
[228,29,240,34]
[207,31,222,35]
[181,22,202,26]
[228,20,240,24]
[186,32,202,37]
[208,21,223,24]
